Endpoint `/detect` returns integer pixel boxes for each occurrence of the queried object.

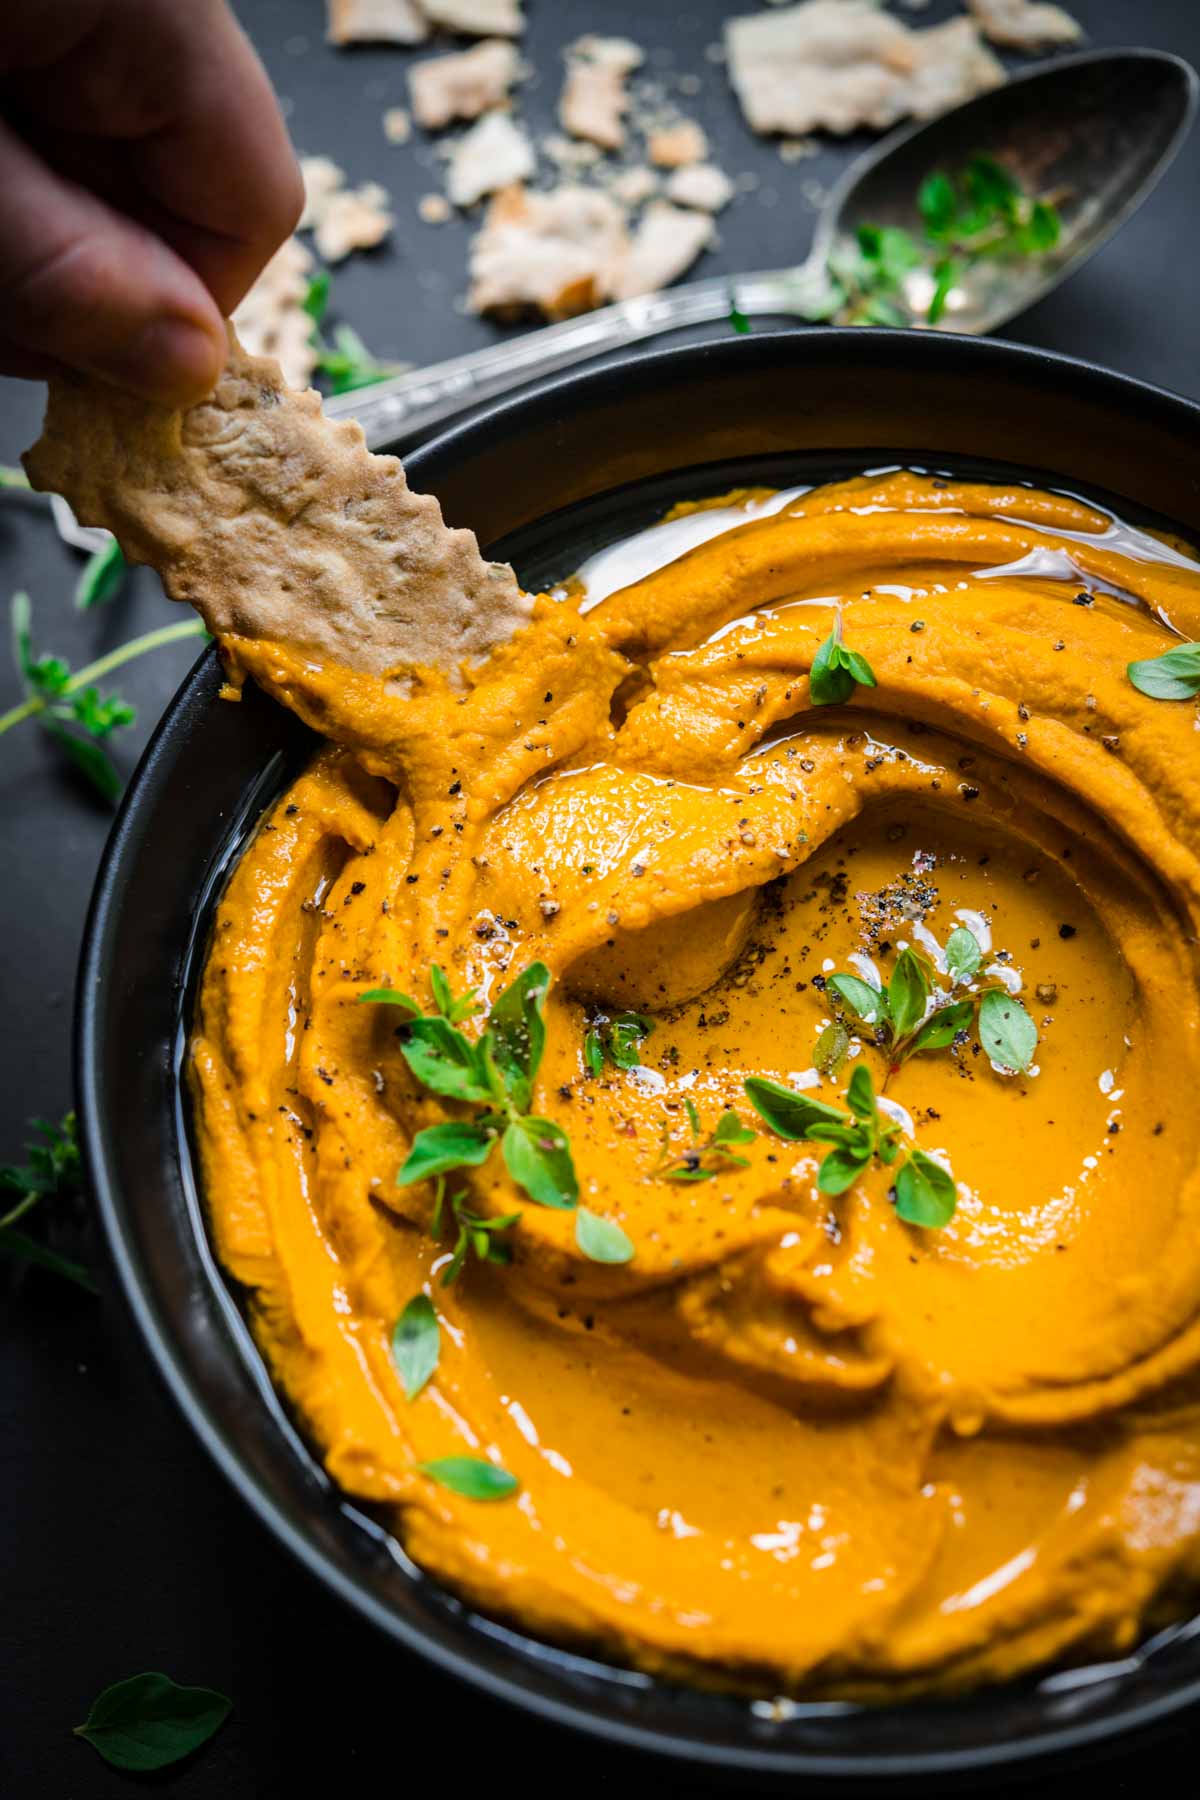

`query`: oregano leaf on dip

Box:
[392,1293,440,1400]
[575,1207,635,1264]
[419,1457,519,1501]
[501,1116,578,1208]
[74,1673,231,1772]
[1127,643,1200,700]
[944,924,982,982]
[398,1121,496,1185]
[894,1149,958,1228]
[979,990,1038,1075]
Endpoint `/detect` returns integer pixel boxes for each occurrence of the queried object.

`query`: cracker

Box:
[23,331,531,686]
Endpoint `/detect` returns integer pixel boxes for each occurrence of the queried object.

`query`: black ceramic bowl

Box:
[78,332,1200,1783]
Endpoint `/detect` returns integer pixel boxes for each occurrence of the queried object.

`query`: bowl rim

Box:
[76,327,1200,1779]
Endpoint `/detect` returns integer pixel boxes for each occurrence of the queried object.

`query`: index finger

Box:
[4,0,303,314]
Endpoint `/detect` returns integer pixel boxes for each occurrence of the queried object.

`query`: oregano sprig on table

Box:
[0,1110,97,1291]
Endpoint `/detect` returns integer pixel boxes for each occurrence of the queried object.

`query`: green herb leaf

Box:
[809,625,877,706]
[1127,643,1200,700]
[302,270,331,323]
[894,1149,958,1228]
[0,1226,97,1291]
[488,962,550,1112]
[729,301,751,335]
[828,971,886,1026]
[813,1019,850,1077]
[74,538,126,611]
[926,256,960,325]
[501,1116,577,1209]
[73,1673,231,1772]
[978,990,1038,1075]
[41,716,121,803]
[0,464,31,489]
[886,948,930,1040]
[816,1143,873,1195]
[712,1110,756,1147]
[391,1293,439,1400]
[575,1207,635,1264]
[583,1029,604,1078]
[845,1063,877,1125]
[744,1076,850,1140]
[418,1457,519,1500]
[398,1015,493,1104]
[908,997,975,1054]
[607,1011,654,1070]
[918,169,958,238]
[397,1121,496,1185]
[359,986,424,1014]
[944,925,982,982]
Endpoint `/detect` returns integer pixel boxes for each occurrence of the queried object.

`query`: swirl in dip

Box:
[191,470,1200,1696]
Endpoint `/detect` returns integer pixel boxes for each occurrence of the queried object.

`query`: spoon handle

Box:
[324,270,806,449]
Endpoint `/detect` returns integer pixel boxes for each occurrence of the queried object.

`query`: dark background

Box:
[2,0,1198,1792]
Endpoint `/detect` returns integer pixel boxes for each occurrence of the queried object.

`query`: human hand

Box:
[0,0,302,407]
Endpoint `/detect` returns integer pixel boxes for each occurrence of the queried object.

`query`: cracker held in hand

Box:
[22,330,531,685]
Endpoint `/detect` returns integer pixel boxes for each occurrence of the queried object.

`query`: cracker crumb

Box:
[231,237,318,391]
[725,0,1003,137]
[409,38,521,130]
[383,107,412,143]
[610,164,659,206]
[446,110,536,207]
[326,0,428,45]
[664,163,734,213]
[419,192,453,223]
[560,35,644,150]
[967,0,1082,49]
[610,200,714,298]
[647,120,708,168]
[315,183,393,262]
[421,0,524,36]
[469,182,629,319]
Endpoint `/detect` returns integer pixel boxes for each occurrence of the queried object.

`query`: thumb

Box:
[0,118,226,407]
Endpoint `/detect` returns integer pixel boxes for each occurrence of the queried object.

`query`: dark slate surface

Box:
[2,0,1198,1791]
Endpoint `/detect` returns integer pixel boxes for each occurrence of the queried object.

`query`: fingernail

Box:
[105,315,225,409]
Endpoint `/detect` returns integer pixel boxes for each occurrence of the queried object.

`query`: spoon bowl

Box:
[821,47,1200,334]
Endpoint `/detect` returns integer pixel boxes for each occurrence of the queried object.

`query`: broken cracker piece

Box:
[315,182,393,262]
[967,0,1082,49]
[231,237,318,391]
[421,0,523,37]
[469,183,628,319]
[725,0,1002,137]
[327,0,429,44]
[610,165,658,206]
[23,331,531,686]
[647,120,708,169]
[410,39,521,130]
[610,201,713,300]
[300,155,346,229]
[664,163,734,213]
[446,111,535,207]
[560,35,644,151]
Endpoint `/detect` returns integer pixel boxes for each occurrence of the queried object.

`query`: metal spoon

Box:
[48,45,1197,554]
[328,46,1196,450]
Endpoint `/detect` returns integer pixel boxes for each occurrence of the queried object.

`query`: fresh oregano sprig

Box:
[74,1673,231,1773]
[3,591,206,804]
[654,1097,755,1183]
[362,964,635,1264]
[584,1008,654,1076]
[745,1064,957,1228]
[809,617,878,706]
[303,273,403,394]
[1,1110,97,1292]
[826,928,1037,1079]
